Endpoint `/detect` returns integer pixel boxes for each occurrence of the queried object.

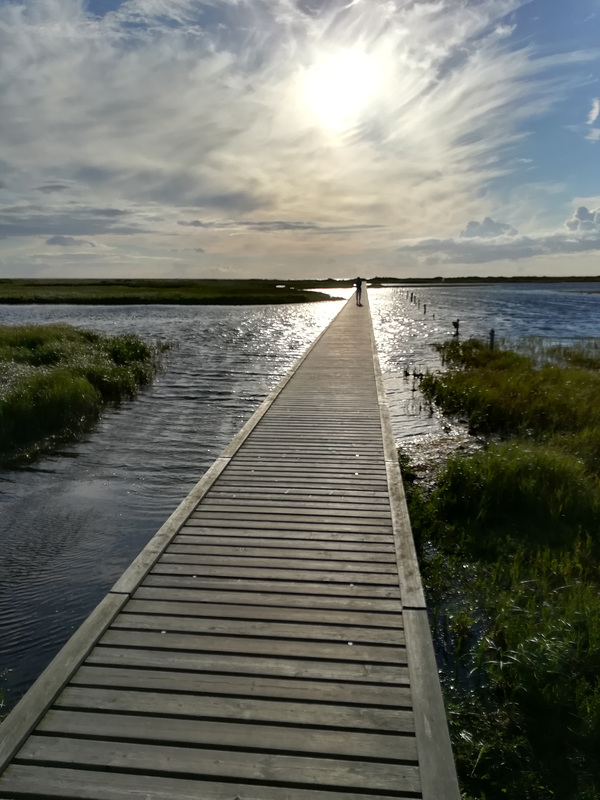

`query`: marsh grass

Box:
[407,337,600,799]
[0,324,163,461]
[0,278,339,305]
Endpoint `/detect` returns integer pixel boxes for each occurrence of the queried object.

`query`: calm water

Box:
[2,283,600,710]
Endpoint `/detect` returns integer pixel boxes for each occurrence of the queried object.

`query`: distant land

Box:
[0,276,599,304]
[0,279,347,305]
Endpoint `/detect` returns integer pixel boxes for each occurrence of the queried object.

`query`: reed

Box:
[407,336,600,799]
[0,324,163,461]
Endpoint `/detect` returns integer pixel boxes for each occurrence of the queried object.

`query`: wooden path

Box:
[0,293,459,799]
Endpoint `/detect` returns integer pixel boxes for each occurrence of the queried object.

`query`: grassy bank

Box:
[0,324,163,462]
[0,279,342,304]
[405,338,600,799]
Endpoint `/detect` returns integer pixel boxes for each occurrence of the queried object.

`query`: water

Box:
[2,282,600,711]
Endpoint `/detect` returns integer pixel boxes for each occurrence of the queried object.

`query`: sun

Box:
[301,48,382,131]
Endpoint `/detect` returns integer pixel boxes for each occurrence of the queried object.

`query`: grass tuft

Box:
[0,324,164,461]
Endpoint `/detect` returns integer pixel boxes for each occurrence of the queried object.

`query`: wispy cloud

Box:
[0,0,598,276]
[587,97,600,124]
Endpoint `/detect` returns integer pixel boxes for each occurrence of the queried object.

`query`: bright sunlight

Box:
[301,48,382,131]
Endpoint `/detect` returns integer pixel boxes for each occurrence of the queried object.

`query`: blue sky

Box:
[0,0,599,279]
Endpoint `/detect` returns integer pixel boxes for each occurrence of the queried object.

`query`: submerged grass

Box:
[406,337,600,799]
[0,324,164,462]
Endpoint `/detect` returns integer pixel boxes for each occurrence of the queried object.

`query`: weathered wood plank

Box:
[184,517,393,533]
[151,563,400,585]
[70,666,412,706]
[15,736,422,792]
[167,545,397,563]
[99,629,407,664]
[178,526,394,542]
[38,709,418,760]
[86,646,410,684]
[141,573,402,600]
[136,581,403,610]
[159,553,399,573]
[112,612,405,645]
[173,535,396,552]
[0,765,420,800]
[54,686,414,732]
[124,598,404,628]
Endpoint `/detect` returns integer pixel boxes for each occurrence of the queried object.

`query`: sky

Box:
[1,0,600,280]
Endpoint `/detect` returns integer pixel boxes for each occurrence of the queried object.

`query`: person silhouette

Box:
[355,277,363,306]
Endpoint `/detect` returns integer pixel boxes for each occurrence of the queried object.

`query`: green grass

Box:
[0,279,343,304]
[406,337,600,799]
[0,324,164,462]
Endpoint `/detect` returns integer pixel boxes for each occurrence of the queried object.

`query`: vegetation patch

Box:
[406,337,600,799]
[0,279,343,305]
[0,324,164,463]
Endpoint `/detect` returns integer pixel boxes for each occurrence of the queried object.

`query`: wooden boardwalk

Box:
[0,293,459,799]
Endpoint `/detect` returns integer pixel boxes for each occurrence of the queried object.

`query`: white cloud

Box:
[587,97,600,124]
[586,128,600,142]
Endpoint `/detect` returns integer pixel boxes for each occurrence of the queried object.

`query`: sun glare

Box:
[302,49,382,131]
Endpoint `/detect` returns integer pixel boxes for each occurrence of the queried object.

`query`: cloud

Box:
[0,0,598,276]
[460,217,518,238]
[398,207,600,265]
[565,206,600,231]
[0,204,143,238]
[587,128,600,143]
[587,98,600,125]
[0,1,588,231]
[36,183,70,194]
[46,235,97,247]
[178,218,384,233]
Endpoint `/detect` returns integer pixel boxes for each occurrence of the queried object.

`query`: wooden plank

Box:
[178,526,394,542]
[99,630,407,664]
[208,485,390,498]
[159,553,399,573]
[38,709,418,760]
[136,582,403,610]
[54,686,414,732]
[125,598,404,627]
[0,765,420,800]
[167,545,397,562]
[173,535,396,552]
[184,517,393,533]
[70,665,411,706]
[189,510,392,525]
[86,646,410,684]
[141,574,402,601]
[15,736,422,792]
[151,563,400,585]
[111,612,405,645]
[197,501,392,518]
